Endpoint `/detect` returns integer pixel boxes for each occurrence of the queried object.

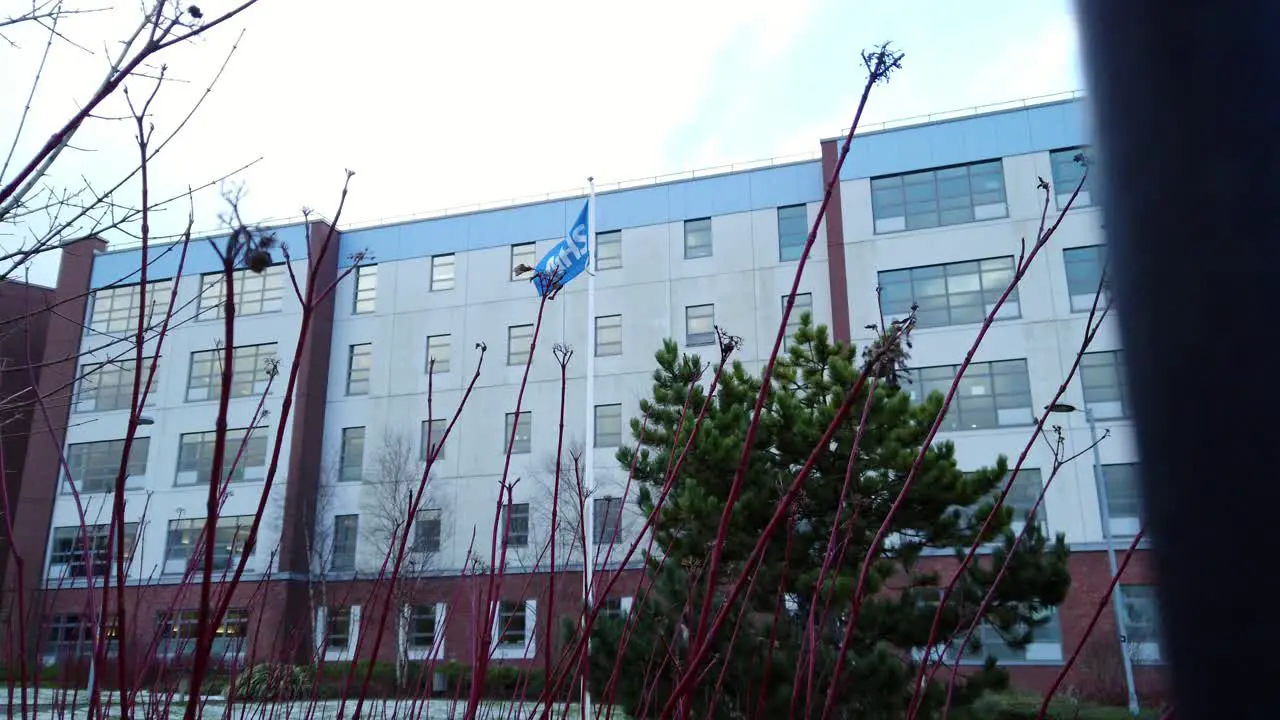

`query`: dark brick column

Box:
[5,237,105,648]
[0,279,55,604]
[820,140,853,344]
[272,220,339,662]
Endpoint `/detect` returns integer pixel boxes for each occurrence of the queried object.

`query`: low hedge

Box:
[966,693,1166,720]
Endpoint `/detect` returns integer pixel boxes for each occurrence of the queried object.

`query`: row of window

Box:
[85,242,1103,386]
[63,426,268,494]
[914,583,1160,665]
[871,147,1091,234]
[61,349,1130,495]
[74,341,278,414]
[319,595,631,660]
[44,596,636,663]
[84,147,1093,334]
[47,515,256,579]
[879,244,1108,330]
[347,206,809,314]
[43,609,249,661]
[327,495,627,572]
[86,266,288,336]
[48,494,631,581]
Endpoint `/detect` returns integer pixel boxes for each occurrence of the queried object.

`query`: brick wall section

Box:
[274,221,341,661]
[915,549,1169,705]
[22,552,1169,705]
[37,578,302,682]
[33,569,644,679]
[315,570,644,667]
[4,237,104,643]
[819,140,852,344]
[0,279,55,487]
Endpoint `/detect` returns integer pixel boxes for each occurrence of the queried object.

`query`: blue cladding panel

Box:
[669,172,753,219]
[596,184,669,231]
[336,161,826,267]
[92,100,1089,280]
[750,161,823,208]
[89,223,308,289]
[839,99,1090,181]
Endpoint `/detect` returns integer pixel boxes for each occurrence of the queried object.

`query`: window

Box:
[414,509,442,553]
[186,343,278,402]
[594,496,623,544]
[511,243,536,281]
[353,265,377,314]
[777,205,808,262]
[421,419,447,461]
[507,324,533,366]
[163,515,255,573]
[430,254,455,291]
[326,607,352,650]
[500,503,530,547]
[1101,463,1143,538]
[782,293,813,348]
[970,469,1046,535]
[1080,351,1129,419]
[879,257,1019,329]
[87,280,173,335]
[870,160,1007,233]
[48,523,139,578]
[1121,585,1163,663]
[346,343,372,396]
[906,360,1033,431]
[198,266,284,317]
[594,403,622,447]
[946,608,1064,664]
[596,230,622,270]
[76,359,156,413]
[44,615,86,657]
[1063,245,1108,312]
[176,428,268,485]
[595,315,622,356]
[1050,147,1092,208]
[496,600,528,646]
[504,412,532,454]
[685,304,715,346]
[339,427,365,483]
[683,218,712,259]
[331,515,358,571]
[599,598,626,620]
[426,334,451,373]
[157,609,247,658]
[408,604,439,649]
[65,438,149,493]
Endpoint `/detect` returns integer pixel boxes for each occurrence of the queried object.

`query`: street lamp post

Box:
[1047,403,1140,716]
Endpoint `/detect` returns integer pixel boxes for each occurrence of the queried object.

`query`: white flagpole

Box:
[581,178,598,719]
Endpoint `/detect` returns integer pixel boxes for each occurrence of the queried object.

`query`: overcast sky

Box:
[0,0,1084,287]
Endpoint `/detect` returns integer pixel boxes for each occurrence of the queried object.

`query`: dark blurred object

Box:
[1074,2,1280,718]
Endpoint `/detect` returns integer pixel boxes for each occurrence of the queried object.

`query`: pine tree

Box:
[587,315,1071,718]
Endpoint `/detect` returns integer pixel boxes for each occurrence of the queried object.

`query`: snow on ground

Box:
[0,690,598,720]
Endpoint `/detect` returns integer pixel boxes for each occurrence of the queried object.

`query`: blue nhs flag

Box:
[533,200,590,297]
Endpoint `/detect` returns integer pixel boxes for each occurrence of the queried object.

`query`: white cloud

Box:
[1,0,812,285]
[1,0,1084,289]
